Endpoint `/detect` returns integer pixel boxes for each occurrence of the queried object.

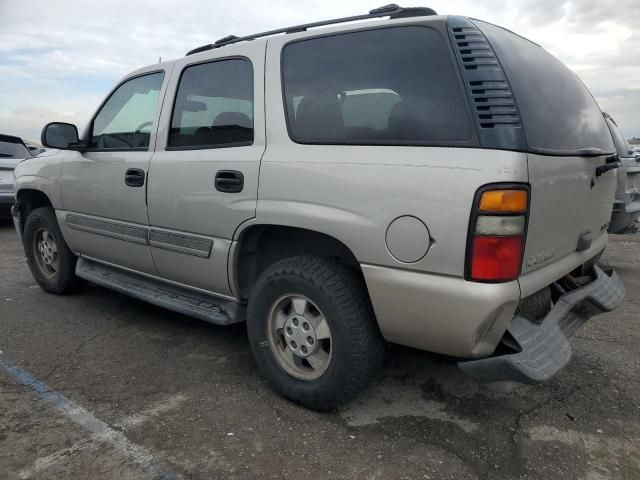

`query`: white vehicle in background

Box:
[24,141,46,157]
[0,134,32,219]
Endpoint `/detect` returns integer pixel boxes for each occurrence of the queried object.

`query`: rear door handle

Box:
[215,170,244,193]
[125,168,145,187]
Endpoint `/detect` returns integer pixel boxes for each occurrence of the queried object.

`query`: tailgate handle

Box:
[595,154,621,177]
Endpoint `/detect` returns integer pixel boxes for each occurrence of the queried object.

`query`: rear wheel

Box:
[23,207,85,294]
[247,255,385,410]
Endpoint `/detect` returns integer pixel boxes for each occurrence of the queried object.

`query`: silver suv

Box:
[12,5,625,409]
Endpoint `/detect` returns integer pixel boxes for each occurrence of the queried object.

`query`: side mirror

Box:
[41,122,81,150]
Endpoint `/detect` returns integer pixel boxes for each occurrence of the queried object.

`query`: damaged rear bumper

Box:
[459,265,625,384]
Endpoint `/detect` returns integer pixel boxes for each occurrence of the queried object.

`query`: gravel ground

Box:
[1,219,639,480]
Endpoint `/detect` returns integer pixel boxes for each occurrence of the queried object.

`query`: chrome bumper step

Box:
[459,265,625,384]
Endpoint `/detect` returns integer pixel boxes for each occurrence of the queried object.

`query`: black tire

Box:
[247,255,385,411]
[515,286,551,321]
[23,207,85,294]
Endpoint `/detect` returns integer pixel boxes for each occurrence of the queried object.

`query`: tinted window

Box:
[91,72,164,150]
[169,59,253,149]
[476,21,614,156]
[0,140,30,158]
[282,27,473,145]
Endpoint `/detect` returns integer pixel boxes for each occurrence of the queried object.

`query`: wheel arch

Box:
[231,224,363,299]
[14,188,54,234]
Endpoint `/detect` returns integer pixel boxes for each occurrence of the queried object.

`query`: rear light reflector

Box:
[467,186,529,282]
[475,215,525,236]
[470,236,523,281]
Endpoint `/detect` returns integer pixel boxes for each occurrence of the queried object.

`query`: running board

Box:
[75,258,244,325]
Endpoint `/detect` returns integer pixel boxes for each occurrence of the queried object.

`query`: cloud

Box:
[0,0,638,140]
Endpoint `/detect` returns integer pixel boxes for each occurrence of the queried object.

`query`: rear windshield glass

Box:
[0,140,30,159]
[475,20,614,156]
[282,26,474,146]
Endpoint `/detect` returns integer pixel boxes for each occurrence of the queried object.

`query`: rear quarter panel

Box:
[260,30,529,277]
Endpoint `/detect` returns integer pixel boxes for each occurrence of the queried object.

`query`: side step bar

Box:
[76,258,244,325]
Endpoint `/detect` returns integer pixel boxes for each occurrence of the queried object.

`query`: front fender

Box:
[14,153,64,209]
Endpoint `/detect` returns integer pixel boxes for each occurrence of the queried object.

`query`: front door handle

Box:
[125,168,145,187]
[215,170,244,193]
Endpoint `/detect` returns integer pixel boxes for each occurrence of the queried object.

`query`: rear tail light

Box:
[467,186,529,282]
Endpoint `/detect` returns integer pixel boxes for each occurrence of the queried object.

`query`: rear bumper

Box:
[459,265,624,383]
[361,264,521,358]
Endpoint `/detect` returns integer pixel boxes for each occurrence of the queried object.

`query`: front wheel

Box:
[23,207,85,294]
[247,255,385,410]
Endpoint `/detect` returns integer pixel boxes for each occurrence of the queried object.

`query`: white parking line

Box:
[118,394,188,429]
[0,355,180,480]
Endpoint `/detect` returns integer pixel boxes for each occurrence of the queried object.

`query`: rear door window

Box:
[282,26,474,146]
[474,20,614,156]
[168,58,253,149]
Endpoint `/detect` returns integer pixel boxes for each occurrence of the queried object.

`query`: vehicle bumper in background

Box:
[459,265,624,384]
[361,264,521,358]
[610,200,640,233]
[0,192,14,218]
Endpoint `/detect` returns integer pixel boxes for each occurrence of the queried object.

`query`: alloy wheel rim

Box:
[267,293,332,381]
[34,228,59,278]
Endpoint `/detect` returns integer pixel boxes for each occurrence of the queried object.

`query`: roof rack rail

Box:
[186,4,437,55]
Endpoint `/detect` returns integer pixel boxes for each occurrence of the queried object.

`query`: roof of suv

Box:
[127,5,446,79]
[186,4,440,56]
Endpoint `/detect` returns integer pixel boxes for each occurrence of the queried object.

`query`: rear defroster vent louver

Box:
[448,17,527,151]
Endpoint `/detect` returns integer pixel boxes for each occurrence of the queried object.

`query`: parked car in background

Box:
[24,141,46,157]
[12,5,625,409]
[603,113,640,233]
[0,134,32,219]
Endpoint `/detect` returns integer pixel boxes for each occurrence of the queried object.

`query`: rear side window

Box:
[475,21,615,156]
[282,26,474,145]
[169,58,253,149]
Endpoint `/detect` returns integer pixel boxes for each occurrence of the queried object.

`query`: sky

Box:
[0,0,639,142]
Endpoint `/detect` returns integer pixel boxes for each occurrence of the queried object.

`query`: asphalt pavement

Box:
[1,219,639,480]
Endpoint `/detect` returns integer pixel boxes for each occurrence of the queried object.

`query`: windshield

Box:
[0,140,30,158]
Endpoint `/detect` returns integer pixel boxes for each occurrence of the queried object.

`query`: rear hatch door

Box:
[474,20,618,274]
[524,153,616,273]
